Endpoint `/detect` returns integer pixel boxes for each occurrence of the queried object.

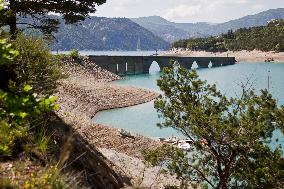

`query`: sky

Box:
[95,0,283,23]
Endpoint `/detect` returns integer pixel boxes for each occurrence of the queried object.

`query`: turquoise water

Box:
[94,62,284,147]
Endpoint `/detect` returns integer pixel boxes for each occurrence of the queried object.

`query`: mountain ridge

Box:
[131,8,284,42]
[49,16,170,51]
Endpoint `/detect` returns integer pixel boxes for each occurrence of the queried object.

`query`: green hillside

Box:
[172,19,284,52]
[19,16,170,51]
[51,17,170,51]
[132,8,284,43]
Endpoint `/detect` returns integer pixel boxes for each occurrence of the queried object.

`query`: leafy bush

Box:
[1,2,74,186]
[0,84,58,157]
[0,35,58,158]
[69,49,79,59]
[54,53,68,60]
[11,34,63,94]
[0,39,19,65]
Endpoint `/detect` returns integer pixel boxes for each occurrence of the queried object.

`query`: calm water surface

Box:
[95,62,284,147]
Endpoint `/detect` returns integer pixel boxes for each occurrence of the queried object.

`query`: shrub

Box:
[69,49,79,59]
[0,36,58,157]
[12,34,63,94]
[0,84,58,157]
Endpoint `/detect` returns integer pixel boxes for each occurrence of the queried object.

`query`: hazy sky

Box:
[95,0,283,23]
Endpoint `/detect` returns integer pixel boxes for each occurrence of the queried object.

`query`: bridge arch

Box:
[208,61,213,68]
[143,57,170,74]
[149,61,161,74]
[191,61,199,70]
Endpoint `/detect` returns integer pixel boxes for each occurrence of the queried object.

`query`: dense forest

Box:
[172,19,284,52]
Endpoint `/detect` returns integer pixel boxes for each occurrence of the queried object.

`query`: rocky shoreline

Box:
[57,57,159,118]
[55,57,177,188]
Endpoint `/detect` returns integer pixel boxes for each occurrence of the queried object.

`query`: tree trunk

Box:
[8,14,17,38]
[220,179,228,189]
[7,0,17,39]
[217,174,229,189]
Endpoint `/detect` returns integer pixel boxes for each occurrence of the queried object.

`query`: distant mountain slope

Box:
[172,19,284,52]
[212,8,284,35]
[131,8,284,42]
[131,16,191,42]
[50,17,170,51]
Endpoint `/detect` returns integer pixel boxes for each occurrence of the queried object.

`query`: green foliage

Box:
[11,34,63,94]
[33,128,53,156]
[172,19,284,52]
[23,167,70,189]
[53,53,68,60]
[0,8,74,187]
[0,38,18,65]
[0,178,17,189]
[268,19,284,27]
[0,0,106,36]
[1,163,76,189]
[0,84,58,157]
[69,49,79,59]
[146,61,284,188]
[0,0,4,9]
[0,120,25,156]
[0,35,58,158]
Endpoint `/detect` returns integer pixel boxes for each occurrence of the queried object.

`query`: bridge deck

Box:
[88,55,236,75]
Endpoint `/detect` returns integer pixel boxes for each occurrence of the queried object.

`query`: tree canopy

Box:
[144,61,284,189]
[0,0,106,36]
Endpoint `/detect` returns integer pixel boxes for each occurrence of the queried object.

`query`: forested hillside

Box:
[132,8,284,42]
[172,19,284,52]
[51,17,170,51]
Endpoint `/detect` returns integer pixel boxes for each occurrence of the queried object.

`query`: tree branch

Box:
[190,165,215,188]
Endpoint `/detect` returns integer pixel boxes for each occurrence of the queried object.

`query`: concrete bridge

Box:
[88,55,236,75]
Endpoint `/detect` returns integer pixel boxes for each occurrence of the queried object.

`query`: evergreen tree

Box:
[145,61,284,189]
[0,0,106,36]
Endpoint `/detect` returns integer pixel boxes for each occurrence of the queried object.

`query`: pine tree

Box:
[0,0,106,36]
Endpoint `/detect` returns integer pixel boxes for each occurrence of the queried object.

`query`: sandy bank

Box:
[162,50,284,63]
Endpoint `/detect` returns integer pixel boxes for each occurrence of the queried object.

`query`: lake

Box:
[94,62,284,148]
